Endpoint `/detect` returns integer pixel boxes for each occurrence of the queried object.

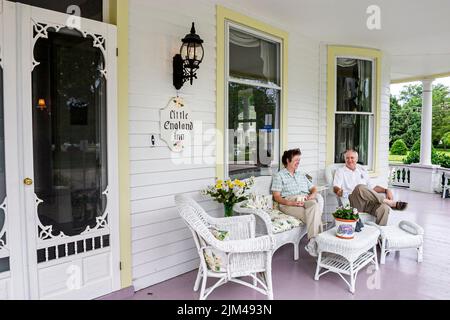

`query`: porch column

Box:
[409,78,439,193]
[420,79,434,166]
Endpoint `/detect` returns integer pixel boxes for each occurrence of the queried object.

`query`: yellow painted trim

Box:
[110,0,132,289]
[216,5,288,179]
[390,71,450,84]
[326,45,383,176]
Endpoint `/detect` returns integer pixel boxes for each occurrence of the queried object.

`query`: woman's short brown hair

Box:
[282,149,302,166]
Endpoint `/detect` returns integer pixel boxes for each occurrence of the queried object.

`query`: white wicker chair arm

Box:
[208,214,255,226]
[399,220,424,236]
[214,235,275,253]
[209,214,256,240]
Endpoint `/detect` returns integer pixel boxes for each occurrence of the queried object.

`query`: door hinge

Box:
[119,262,122,270]
[116,48,119,57]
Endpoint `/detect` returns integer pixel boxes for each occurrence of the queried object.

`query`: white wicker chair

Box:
[175,194,276,300]
[325,164,377,224]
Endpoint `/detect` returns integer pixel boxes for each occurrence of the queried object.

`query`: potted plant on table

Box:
[333,205,360,239]
[201,177,254,217]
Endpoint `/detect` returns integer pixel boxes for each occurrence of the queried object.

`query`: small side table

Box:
[314,225,380,294]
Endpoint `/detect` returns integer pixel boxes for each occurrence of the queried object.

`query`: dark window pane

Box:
[10,0,103,22]
[229,28,280,86]
[57,245,67,258]
[32,28,108,238]
[37,249,46,263]
[86,238,93,251]
[335,114,373,165]
[228,83,280,179]
[336,58,372,112]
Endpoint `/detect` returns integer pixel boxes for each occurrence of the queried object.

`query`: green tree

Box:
[432,84,450,146]
[390,83,450,149]
[442,132,450,150]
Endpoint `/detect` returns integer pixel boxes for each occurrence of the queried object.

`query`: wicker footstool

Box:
[368,221,424,264]
[315,225,380,294]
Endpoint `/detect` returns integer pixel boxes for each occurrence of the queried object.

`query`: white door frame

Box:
[14,2,120,299]
[1,0,28,300]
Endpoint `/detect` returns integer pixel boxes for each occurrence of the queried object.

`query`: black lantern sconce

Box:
[173,22,204,90]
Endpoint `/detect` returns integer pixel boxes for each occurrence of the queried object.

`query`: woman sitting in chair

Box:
[271,148,322,257]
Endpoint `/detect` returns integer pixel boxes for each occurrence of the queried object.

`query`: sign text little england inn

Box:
[160,97,194,152]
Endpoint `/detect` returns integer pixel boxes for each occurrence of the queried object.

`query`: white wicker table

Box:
[314,225,380,294]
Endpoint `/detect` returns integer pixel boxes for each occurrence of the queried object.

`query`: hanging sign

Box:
[160,97,194,152]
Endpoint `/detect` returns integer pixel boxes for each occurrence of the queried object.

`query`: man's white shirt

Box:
[333,165,374,196]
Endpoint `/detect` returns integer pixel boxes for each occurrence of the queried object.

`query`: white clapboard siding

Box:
[131,178,215,200]
[133,259,200,291]
[131,167,216,187]
[131,200,220,228]
[132,238,196,268]
[133,248,199,280]
[132,217,187,241]
[132,227,193,254]
[130,157,216,175]
[128,0,323,291]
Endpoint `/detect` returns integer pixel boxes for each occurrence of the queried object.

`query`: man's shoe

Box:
[394,201,408,211]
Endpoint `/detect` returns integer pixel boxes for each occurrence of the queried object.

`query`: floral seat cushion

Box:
[268,209,303,234]
[243,194,303,234]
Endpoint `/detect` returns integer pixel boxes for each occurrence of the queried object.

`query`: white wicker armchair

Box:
[175,194,276,300]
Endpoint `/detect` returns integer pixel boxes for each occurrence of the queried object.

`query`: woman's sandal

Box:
[395,201,408,211]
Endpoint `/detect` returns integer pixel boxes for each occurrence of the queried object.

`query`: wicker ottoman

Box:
[368,221,424,264]
[315,225,380,294]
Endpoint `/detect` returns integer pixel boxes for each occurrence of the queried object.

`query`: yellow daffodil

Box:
[215,183,223,190]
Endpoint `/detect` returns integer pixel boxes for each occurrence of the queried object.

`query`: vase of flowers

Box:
[333,205,360,239]
[201,177,255,217]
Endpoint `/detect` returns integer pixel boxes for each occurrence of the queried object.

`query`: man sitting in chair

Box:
[271,148,322,257]
[333,149,408,226]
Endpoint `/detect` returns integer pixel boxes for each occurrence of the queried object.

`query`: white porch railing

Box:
[389,165,411,188]
[389,164,450,198]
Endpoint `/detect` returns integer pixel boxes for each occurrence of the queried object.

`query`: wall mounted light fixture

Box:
[173,22,204,90]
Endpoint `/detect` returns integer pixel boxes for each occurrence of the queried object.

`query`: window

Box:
[334,57,375,168]
[226,24,282,180]
[10,0,105,21]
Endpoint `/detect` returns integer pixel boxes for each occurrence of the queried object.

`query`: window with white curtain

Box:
[335,57,374,168]
[226,24,281,180]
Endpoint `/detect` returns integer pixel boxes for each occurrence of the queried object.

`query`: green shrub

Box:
[437,153,450,168]
[390,139,409,155]
[442,132,450,149]
[404,140,449,167]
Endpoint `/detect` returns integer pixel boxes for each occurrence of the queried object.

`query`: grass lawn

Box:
[389,149,450,163]
[389,154,406,163]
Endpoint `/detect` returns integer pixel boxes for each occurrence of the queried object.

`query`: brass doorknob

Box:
[24,178,33,186]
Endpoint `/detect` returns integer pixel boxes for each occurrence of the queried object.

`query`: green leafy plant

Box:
[390,139,409,155]
[333,205,360,221]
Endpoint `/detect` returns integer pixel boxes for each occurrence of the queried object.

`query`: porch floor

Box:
[128,189,450,300]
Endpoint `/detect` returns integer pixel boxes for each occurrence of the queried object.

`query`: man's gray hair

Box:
[344,149,359,158]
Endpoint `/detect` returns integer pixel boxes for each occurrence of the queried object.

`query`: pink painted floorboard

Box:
[125,189,450,300]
